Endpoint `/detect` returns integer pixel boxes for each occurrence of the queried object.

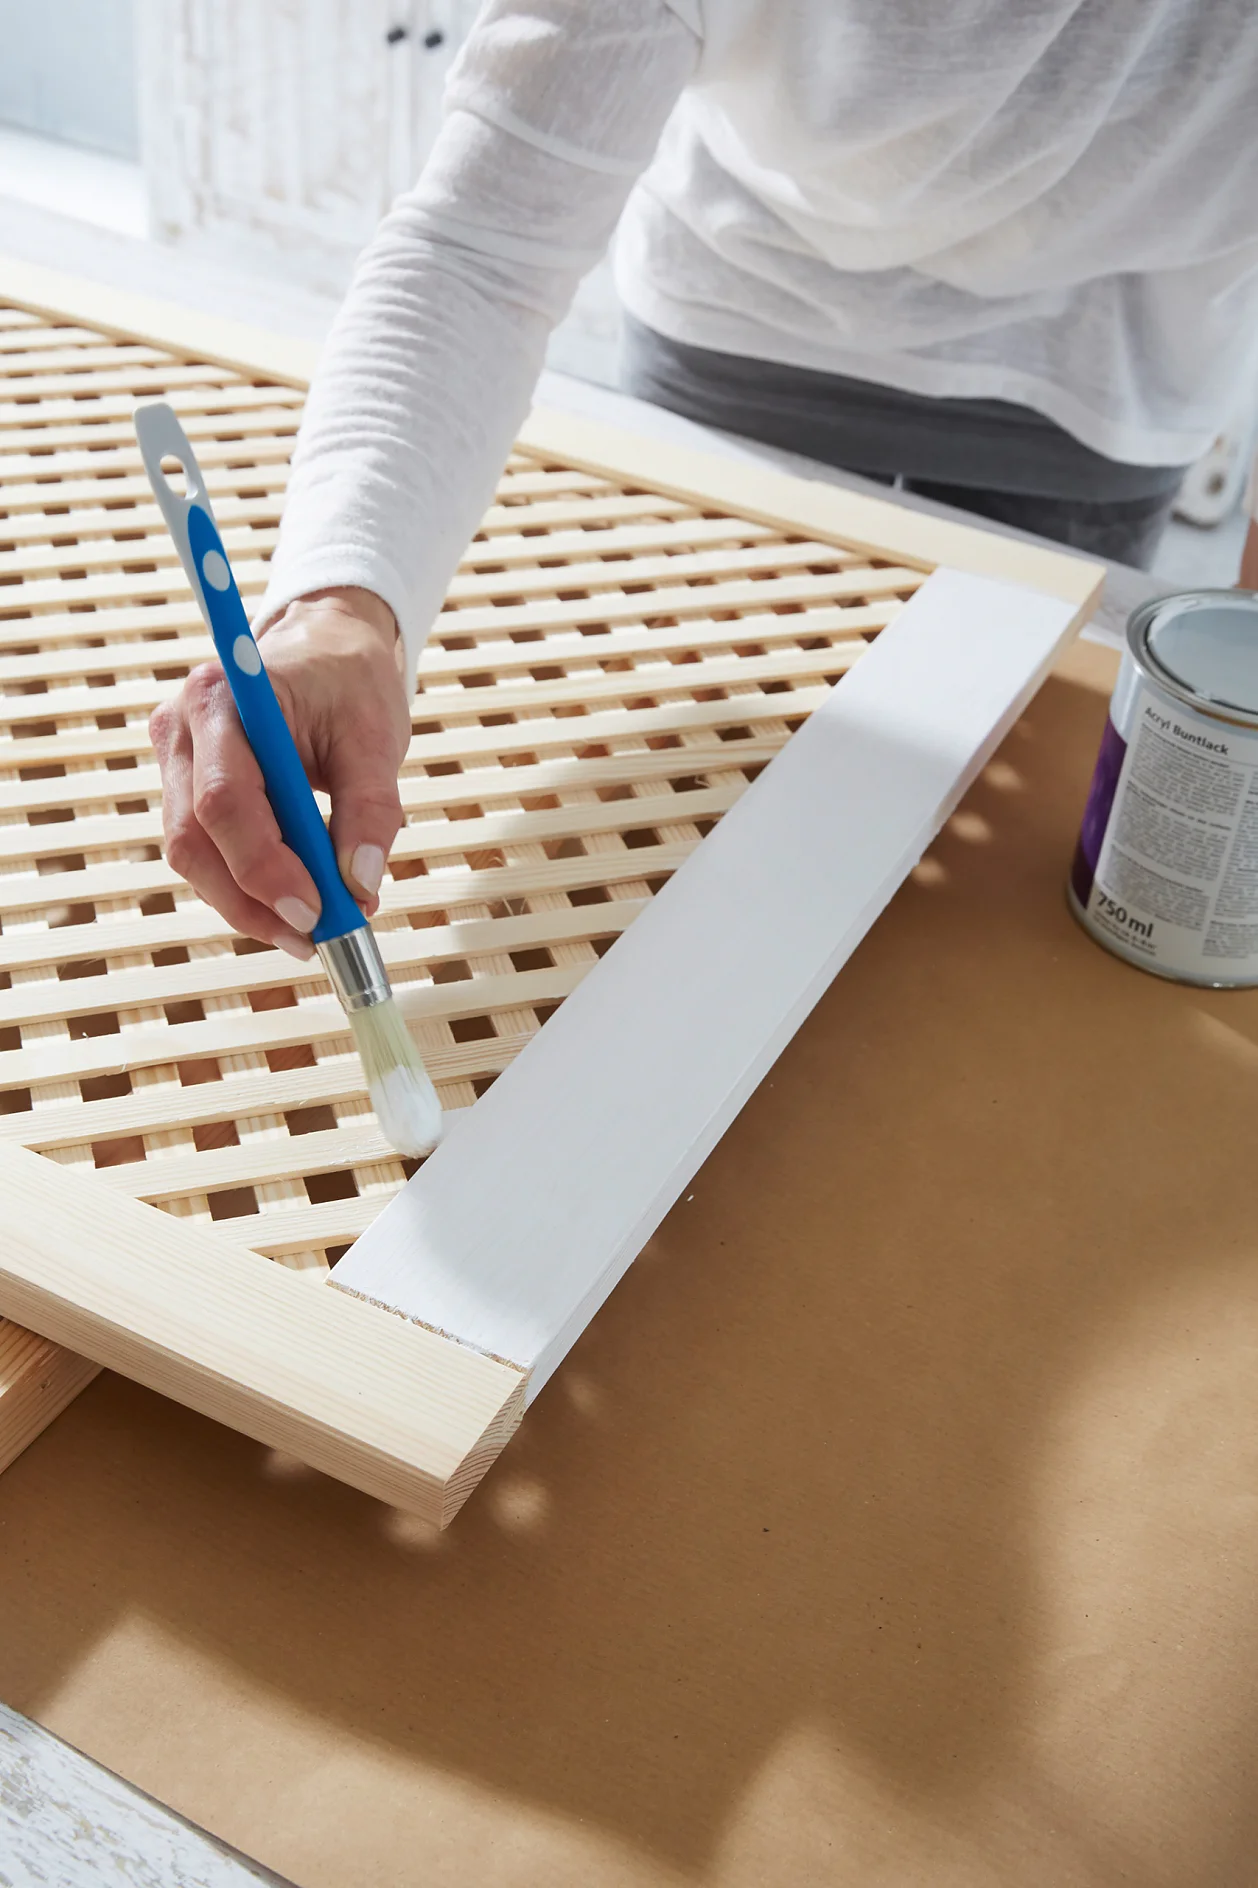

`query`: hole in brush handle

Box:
[158,453,191,499]
[136,402,214,537]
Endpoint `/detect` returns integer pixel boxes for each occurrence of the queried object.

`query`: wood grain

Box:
[0,1321,99,1476]
[0,1143,525,1523]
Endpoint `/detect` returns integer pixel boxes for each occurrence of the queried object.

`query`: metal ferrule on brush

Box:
[316,927,392,1013]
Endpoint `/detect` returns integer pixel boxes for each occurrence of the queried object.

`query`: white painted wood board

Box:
[332,566,1081,1395]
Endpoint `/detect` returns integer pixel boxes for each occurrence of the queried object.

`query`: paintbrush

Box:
[135,401,442,1159]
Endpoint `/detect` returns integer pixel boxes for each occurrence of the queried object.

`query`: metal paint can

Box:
[1069,589,1258,986]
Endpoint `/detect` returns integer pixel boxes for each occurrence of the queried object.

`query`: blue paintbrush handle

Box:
[135,402,364,946]
[185,505,364,943]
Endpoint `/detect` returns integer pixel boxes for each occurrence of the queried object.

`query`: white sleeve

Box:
[257,0,700,684]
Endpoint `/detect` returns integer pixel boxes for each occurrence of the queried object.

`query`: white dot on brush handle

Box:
[200,548,231,591]
[231,634,262,677]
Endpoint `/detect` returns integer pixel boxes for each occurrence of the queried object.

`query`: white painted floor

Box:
[0,1701,293,1887]
[0,125,1247,590]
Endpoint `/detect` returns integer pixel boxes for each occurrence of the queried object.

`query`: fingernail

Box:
[350,844,385,898]
[275,930,316,961]
[275,895,318,934]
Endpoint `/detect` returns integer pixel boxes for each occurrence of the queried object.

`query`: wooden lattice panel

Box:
[0,297,925,1289]
[0,269,1104,1520]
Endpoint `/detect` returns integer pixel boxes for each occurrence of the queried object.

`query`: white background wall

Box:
[0,0,139,158]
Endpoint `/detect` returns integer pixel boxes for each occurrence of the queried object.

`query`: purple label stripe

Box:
[1070,714,1128,905]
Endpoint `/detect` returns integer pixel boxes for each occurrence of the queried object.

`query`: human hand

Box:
[150,587,410,958]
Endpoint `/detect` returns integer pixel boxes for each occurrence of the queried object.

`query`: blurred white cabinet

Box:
[137,0,477,292]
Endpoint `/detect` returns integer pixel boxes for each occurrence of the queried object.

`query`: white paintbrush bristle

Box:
[349,997,444,1158]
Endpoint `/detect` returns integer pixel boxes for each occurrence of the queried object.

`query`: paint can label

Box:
[1071,673,1258,982]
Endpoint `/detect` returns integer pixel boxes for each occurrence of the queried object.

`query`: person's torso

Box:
[614,0,1258,461]
[669,0,1258,293]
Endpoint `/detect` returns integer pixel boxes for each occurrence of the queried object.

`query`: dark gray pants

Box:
[621,316,1185,570]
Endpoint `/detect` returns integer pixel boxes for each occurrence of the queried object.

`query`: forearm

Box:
[259,140,566,678]
[258,0,698,683]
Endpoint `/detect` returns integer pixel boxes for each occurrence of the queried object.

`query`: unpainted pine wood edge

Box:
[0,1143,526,1524]
[330,566,1086,1397]
[0,1322,100,1476]
[518,405,1106,615]
[0,254,322,391]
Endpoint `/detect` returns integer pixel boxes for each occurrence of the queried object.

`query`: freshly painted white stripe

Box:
[331,566,1081,1395]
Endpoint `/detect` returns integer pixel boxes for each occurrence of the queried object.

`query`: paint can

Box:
[1069,589,1258,986]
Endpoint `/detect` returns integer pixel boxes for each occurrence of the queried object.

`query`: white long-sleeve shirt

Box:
[260,0,1258,679]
